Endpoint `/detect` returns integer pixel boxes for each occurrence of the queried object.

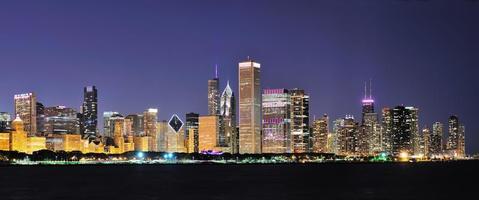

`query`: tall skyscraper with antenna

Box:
[360,80,381,155]
[208,65,220,116]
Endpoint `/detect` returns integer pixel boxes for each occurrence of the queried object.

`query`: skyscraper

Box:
[220,81,237,153]
[81,86,98,139]
[430,122,444,157]
[198,115,220,152]
[238,59,261,154]
[125,114,144,136]
[459,125,466,157]
[44,106,80,135]
[144,108,158,152]
[312,114,329,153]
[408,107,420,156]
[14,93,37,136]
[336,115,359,156]
[166,114,186,152]
[208,65,220,116]
[262,89,291,153]
[446,115,465,157]
[360,81,381,155]
[361,81,375,124]
[185,113,199,153]
[381,108,393,154]
[390,106,418,157]
[421,126,430,157]
[103,111,120,138]
[36,102,45,135]
[289,88,310,153]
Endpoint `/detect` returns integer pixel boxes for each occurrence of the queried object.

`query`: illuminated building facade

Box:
[36,102,45,135]
[262,89,291,153]
[208,65,220,115]
[430,122,443,157]
[134,136,150,152]
[238,59,261,154]
[10,116,28,153]
[26,136,46,154]
[0,132,10,151]
[185,113,199,153]
[126,114,144,136]
[157,120,168,152]
[422,127,430,157]
[62,134,82,152]
[81,86,98,139]
[312,114,329,153]
[198,115,220,152]
[14,93,37,136]
[144,108,158,152]
[336,116,359,156]
[360,81,381,155]
[220,81,236,152]
[165,114,186,152]
[388,106,418,156]
[103,111,120,138]
[446,116,465,157]
[44,106,80,135]
[0,112,11,132]
[408,107,420,156]
[289,88,310,153]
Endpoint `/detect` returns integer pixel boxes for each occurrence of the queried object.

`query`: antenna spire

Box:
[364,81,367,99]
[369,78,372,99]
[215,64,218,79]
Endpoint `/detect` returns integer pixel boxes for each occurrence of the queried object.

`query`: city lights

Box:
[0,60,469,164]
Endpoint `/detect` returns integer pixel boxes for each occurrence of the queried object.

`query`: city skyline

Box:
[0,1,477,153]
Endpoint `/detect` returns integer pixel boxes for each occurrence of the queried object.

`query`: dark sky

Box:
[0,0,477,153]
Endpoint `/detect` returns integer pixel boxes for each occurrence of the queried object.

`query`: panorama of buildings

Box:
[0,58,467,160]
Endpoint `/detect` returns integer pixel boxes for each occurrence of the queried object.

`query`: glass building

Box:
[36,102,45,135]
[126,114,144,137]
[81,86,98,139]
[289,88,310,153]
[387,106,418,157]
[185,113,199,153]
[44,106,80,135]
[261,89,291,153]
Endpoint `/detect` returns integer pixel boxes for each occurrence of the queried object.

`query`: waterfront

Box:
[1,161,478,200]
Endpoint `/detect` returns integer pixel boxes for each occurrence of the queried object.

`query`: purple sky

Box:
[0,0,478,153]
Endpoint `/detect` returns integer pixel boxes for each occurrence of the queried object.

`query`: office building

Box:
[312,114,328,153]
[144,108,158,152]
[208,65,220,115]
[44,106,80,135]
[289,88,310,153]
[238,59,261,154]
[14,93,37,136]
[185,113,199,153]
[81,86,98,139]
[262,89,291,153]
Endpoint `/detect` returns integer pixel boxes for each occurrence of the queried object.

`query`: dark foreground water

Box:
[1,161,478,200]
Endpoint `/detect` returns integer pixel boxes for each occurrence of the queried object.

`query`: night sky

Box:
[0,1,477,153]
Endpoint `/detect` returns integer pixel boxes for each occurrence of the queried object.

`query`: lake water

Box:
[0,161,477,200]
